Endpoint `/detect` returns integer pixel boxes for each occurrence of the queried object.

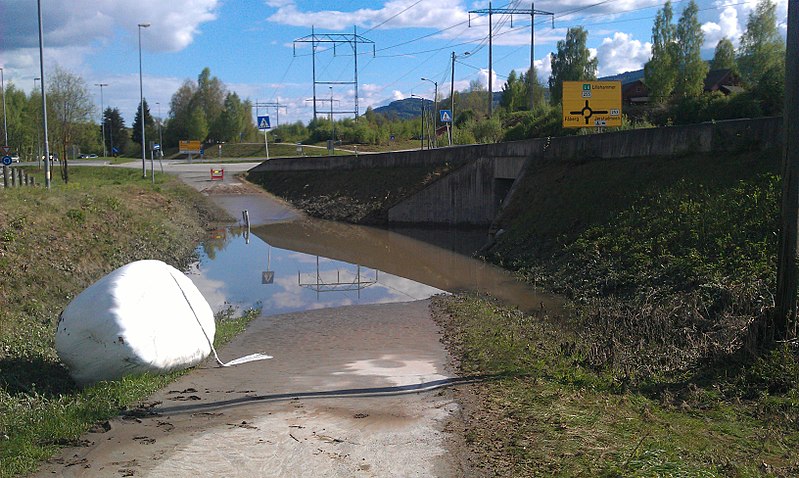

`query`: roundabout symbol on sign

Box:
[569,100,609,125]
[2,156,12,166]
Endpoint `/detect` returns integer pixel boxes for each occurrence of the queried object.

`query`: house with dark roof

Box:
[600,68,744,104]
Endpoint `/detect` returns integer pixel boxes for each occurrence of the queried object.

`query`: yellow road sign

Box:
[179,140,202,154]
[562,81,622,128]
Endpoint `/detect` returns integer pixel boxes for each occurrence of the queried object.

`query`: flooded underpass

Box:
[187,215,562,317]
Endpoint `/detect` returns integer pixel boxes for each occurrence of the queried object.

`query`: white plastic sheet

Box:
[56,260,216,386]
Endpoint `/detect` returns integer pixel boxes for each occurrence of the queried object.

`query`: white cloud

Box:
[534,53,553,84]
[595,32,651,77]
[702,6,742,49]
[267,0,469,31]
[392,90,405,100]
[1,0,219,82]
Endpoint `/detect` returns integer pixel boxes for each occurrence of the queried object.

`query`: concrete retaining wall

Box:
[249,117,782,174]
[248,117,782,226]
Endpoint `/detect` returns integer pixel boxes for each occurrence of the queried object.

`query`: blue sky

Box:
[0,0,789,127]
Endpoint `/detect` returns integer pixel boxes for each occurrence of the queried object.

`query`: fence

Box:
[2,166,36,188]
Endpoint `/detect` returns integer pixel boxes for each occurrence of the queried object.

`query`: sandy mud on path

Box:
[34,300,467,477]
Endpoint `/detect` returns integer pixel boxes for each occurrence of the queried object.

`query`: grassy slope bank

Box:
[0,167,252,477]
[438,148,798,476]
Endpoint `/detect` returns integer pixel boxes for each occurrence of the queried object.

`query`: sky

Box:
[0,0,790,128]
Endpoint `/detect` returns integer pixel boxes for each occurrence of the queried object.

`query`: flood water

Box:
[187,213,561,317]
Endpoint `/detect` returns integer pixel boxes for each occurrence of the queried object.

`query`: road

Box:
[34,160,466,477]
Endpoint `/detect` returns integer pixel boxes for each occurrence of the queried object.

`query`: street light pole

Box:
[329,86,334,150]
[33,78,41,162]
[156,101,163,155]
[37,0,51,189]
[411,94,426,150]
[421,77,438,148]
[138,23,150,178]
[95,83,108,157]
[1,68,7,147]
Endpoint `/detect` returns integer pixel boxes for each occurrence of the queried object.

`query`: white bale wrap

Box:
[56,260,215,386]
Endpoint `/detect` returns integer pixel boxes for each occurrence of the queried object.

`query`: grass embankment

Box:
[434,149,799,476]
[0,167,256,477]
[247,163,457,223]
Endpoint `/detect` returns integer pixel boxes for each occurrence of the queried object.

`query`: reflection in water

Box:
[188,216,561,317]
[187,225,446,315]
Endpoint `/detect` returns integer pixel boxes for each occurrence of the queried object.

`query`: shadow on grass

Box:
[0,357,77,397]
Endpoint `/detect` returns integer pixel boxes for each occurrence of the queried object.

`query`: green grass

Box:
[434,295,799,477]
[0,166,257,477]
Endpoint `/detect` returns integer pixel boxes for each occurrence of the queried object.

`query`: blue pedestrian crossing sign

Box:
[257,115,271,130]
[439,109,453,123]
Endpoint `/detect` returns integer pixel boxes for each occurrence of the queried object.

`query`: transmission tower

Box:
[469,1,554,114]
[293,26,375,120]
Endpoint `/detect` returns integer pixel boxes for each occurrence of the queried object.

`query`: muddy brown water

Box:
[189,205,561,317]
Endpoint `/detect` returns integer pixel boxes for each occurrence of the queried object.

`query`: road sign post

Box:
[562,81,622,128]
[258,115,271,160]
[440,110,453,146]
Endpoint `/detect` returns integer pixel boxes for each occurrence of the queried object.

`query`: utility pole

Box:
[37,0,51,189]
[95,83,108,157]
[775,0,799,339]
[1,68,7,147]
[421,77,438,148]
[469,2,553,114]
[294,26,375,120]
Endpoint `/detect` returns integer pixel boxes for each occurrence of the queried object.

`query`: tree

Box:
[711,38,737,72]
[549,26,598,105]
[196,68,226,141]
[103,107,129,156]
[47,65,94,183]
[131,99,156,152]
[644,1,678,102]
[738,0,785,86]
[500,70,527,112]
[674,0,708,97]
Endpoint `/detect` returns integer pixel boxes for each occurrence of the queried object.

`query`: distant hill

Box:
[599,69,645,84]
[373,98,433,120]
[374,92,504,120]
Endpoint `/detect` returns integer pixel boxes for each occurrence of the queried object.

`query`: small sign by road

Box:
[439,110,453,123]
[258,115,271,130]
[1,146,10,155]
[2,156,12,166]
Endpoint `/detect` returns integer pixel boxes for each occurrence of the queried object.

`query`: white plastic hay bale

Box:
[56,260,215,386]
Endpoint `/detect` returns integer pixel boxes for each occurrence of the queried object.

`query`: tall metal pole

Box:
[530,2,536,112]
[450,52,456,145]
[354,25,359,117]
[329,86,334,147]
[95,83,108,157]
[37,0,51,189]
[1,68,7,146]
[34,78,41,163]
[156,101,163,153]
[488,0,493,117]
[422,78,438,148]
[138,23,150,178]
[311,26,317,120]
[775,0,799,339]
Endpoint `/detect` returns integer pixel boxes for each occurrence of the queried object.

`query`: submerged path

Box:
[34,161,465,477]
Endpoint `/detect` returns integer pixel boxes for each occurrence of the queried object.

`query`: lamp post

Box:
[156,101,163,155]
[33,78,41,163]
[95,83,108,157]
[329,86,334,147]
[1,68,7,147]
[421,77,438,148]
[138,22,150,178]
[37,0,51,188]
[449,51,470,145]
[411,94,426,150]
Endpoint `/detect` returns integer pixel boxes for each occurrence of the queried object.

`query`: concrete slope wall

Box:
[387,158,500,226]
[248,117,782,226]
